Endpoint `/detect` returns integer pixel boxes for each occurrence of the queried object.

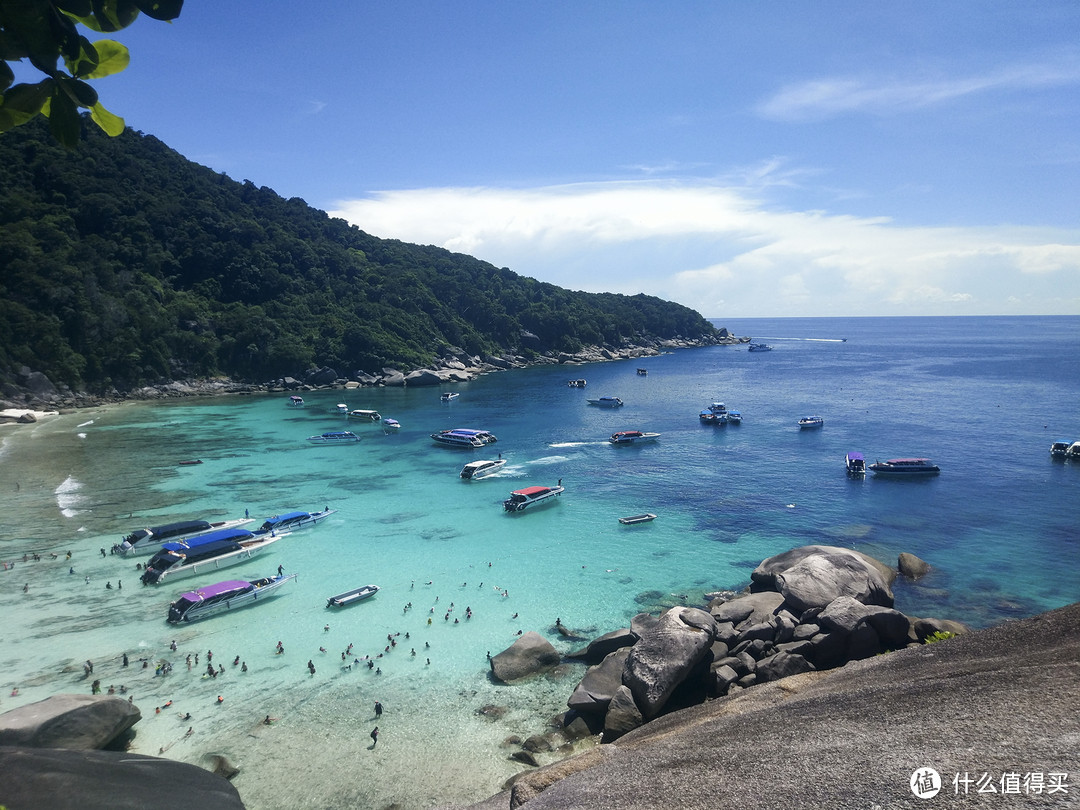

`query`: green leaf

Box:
[54,0,94,16]
[58,76,98,107]
[0,62,13,94]
[89,99,124,135]
[64,36,100,78]
[134,0,183,22]
[84,39,129,78]
[0,30,31,61]
[45,87,82,148]
[88,0,141,32]
[0,79,54,132]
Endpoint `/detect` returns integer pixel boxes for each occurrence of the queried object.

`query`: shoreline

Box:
[0,334,747,418]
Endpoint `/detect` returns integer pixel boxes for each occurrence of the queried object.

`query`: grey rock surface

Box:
[0,695,140,750]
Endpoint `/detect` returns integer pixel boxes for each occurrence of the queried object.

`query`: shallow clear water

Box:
[1,315,1077,808]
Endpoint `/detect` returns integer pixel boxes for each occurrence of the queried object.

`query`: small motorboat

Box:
[168,574,296,623]
[798,416,824,429]
[326,584,379,608]
[460,459,507,480]
[868,458,941,476]
[567,379,587,388]
[503,485,564,512]
[440,392,459,402]
[636,368,648,375]
[307,431,361,444]
[347,409,381,422]
[334,403,348,415]
[748,343,773,352]
[178,459,203,466]
[618,513,656,525]
[609,430,660,445]
[845,452,866,475]
[287,395,305,408]
[587,396,624,407]
[726,411,742,424]
[1050,440,1073,458]
[382,418,401,432]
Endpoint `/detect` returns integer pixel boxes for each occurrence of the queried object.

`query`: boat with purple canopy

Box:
[167,574,296,623]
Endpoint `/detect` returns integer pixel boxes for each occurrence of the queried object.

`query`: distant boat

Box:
[431,428,498,448]
[440,392,460,402]
[1049,440,1071,459]
[699,402,728,424]
[119,517,255,557]
[868,458,940,476]
[567,379,587,388]
[306,431,361,444]
[503,485,564,512]
[178,459,203,466]
[168,574,295,623]
[334,403,348,415]
[382,418,401,432]
[287,395,305,408]
[845,452,866,475]
[609,430,660,445]
[587,396,624,408]
[326,584,379,608]
[460,459,507,480]
[347,409,381,422]
[798,416,824,429]
[618,513,656,525]
[726,411,742,425]
[636,368,648,375]
[748,343,773,352]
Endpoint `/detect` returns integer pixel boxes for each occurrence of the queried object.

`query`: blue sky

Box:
[58,2,1080,317]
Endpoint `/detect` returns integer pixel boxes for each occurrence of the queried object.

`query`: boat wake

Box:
[548,441,594,448]
[529,455,571,465]
[77,420,94,427]
[55,475,87,518]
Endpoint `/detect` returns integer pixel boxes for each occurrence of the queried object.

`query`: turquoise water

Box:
[1,315,1078,808]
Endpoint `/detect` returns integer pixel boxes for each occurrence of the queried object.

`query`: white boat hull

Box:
[150,536,281,585]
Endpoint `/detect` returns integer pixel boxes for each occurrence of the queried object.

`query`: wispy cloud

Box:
[329,181,1080,317]
[757,57,1080,121]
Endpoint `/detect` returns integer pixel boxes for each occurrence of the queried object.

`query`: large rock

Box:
[487,601,1080,810]
[709,591,784,625]
[755,651,816,682]
[381,368,406,386]
[601,685,643,742]
[490,632,561,683]
[566,628,637,663]
[767,549,895,613]
[567,649,631,715]
[0,695,140,750]
[898,552,932,580]
[752,545,897,591]
[622,607,718,720]
[404,369,444,386]
[0,747,246,810]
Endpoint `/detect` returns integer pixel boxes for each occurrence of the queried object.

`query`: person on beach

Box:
[374,701,382,717]
[370,727,379,747]
[241,662,248,672]
[307,660,316,675]
[122,653,128,667]
[185,727,193,738]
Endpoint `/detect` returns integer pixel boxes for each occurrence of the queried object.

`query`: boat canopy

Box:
[125,519,213,544]
[513,486,550,497]
[847,452,864,461]
[163,527,254,551]
[179,580,252,602]
[259,511,310,531]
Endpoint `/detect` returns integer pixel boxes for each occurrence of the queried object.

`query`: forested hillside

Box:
[0,118,720,393]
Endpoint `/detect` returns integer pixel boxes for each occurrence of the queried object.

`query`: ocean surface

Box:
[1,315,1078,809]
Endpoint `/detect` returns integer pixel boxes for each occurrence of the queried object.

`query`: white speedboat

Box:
[868,458,940,476]
[140,534,282,585]
[440,392,459,402]
[609,430,660,445]
[326,584,379,608]
[845,452,866,475]
[430,428,497,448]
[118,518,255,557]
[307,431,361,444]
[503,485,564,512]
[382,418,401,432]
[587,396,623,407]
[287,395,305,408]
[334,403,348,415]
[1050,440,1072,458]
[460,459,507,480]
[727,411,742,424]
[798,416,824,429]
[347,409,381,422]
[254,508,335,535]
[167,574,295,623]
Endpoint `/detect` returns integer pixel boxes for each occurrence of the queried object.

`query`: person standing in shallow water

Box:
[370,727,379,747]
[374,700,382,717]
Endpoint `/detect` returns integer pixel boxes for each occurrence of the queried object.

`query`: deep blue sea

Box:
[1,315,1078,809]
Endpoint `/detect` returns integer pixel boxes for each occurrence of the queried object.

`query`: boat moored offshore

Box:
[798,416,824,429]
[845,452,866,475]
[306,431,361,444]
[460,459,507,480]
[140,533,282,585]
[868,458,941,476]
[609,430,660,445]
[326,584,380,608]
[587,396,624,407]
[430,428,498,448]
[167,574,295,623]
[1050,440,1073,458]
[503,485,564,512]
[118,517,254,557]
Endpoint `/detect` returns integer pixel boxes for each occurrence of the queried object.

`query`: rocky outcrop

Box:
[566,649,631,715]
[753,545,895,611]
[0,746,247,810]
[0,695,140,750]
[486,601,1080,810]
[490,632,562,682]
[565,628,637,664]
[898,551,931,580]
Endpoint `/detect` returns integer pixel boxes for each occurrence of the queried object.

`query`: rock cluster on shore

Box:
[0,333,745,414]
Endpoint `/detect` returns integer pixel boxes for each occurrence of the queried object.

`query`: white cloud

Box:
[757,58,1080,121]
[329,181,1080,317]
